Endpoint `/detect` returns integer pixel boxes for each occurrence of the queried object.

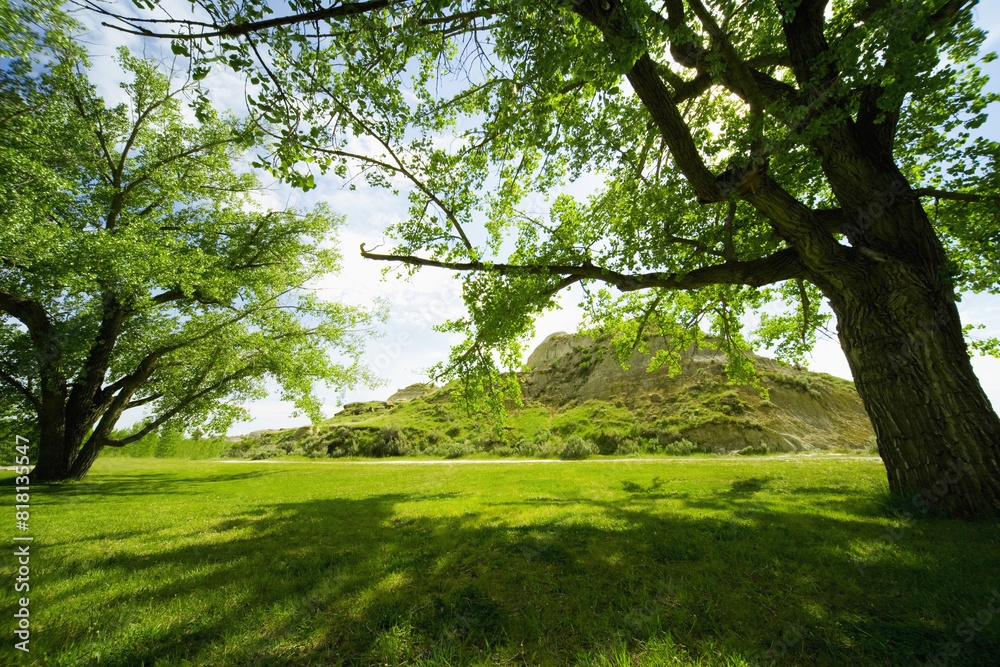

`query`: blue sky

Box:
[75,2,1000,435]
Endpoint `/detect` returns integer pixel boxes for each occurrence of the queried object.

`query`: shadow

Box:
[19,473,1000,667]
[725,476,771,496]
[12,467,281,498]
[622,476,665,494]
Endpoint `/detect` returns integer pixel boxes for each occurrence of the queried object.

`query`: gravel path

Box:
[213,454,880,465]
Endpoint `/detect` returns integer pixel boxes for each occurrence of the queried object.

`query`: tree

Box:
[0,22,378,481]
[90,0,1000,517]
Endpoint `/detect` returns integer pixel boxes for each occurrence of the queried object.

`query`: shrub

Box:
[514,439,543,457]
[662,439,696,455]
[325,426,361,457]
[429,441,473,459]
[559,435,597,460]
[474,432,504,452]
[655,427,683,448]
[249,444,284,460]
[595,429,627,455]
[367,425,410,457]
[715,391,749,415]
[617,438,640,455]
[300,437,327,458]
[446,424,463,438]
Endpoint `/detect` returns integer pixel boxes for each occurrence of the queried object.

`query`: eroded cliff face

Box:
[519,332,873,452]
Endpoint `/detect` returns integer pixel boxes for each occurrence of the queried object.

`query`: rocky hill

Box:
[224,331,874,460]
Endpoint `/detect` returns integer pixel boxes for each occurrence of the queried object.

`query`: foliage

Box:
[88,0,999,398]
[660,438,697,456]
[368,424,411,457]
[559,434,598,459]
[0,20,379,477]
[81,0,1000,516]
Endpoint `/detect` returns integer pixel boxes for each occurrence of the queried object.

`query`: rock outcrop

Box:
[387,383,437,405]
[519,331,872,452]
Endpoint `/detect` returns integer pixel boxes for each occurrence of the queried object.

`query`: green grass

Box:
[3,457,998,666]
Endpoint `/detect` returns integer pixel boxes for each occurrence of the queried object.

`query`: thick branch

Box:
[0,288,52,334]
[360,244,805,291]
[780,0,834,90]
[65,294,129,440]
[913,188,1000,206]
[572,1,718,200]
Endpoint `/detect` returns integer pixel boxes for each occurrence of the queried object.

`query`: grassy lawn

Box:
[2,457,998,666]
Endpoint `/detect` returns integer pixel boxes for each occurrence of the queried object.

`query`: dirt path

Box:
[1,454,880,472]
[213,454,881,465]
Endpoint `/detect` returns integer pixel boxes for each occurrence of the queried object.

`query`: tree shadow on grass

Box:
[15,467,282,498]
[27,483,1000,667]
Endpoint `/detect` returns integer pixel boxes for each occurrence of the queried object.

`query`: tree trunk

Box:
[67,436,104,481]
[830,269,1000,519]
[28,392,74,481]
[30,431,80,481]
[30,431,107,481]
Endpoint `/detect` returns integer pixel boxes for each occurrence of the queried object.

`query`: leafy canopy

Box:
[0,30,380,448]
[89,0,1000,407]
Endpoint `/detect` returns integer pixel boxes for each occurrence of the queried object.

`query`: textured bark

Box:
[29,432,74,481]
[28,364,72,481]
[67,436,105,481]
[830,269,1000,518]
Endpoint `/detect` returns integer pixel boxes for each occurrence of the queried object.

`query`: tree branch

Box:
[912,188,1000,206]
[64,293,129,441]
[90,0,398,40]
[0,288,52,334]
[124,392,163,410]
[104,368,253,447]
[360,244,805,291]
[0,368,40,412]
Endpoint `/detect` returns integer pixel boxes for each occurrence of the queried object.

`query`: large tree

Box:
[0,20,377,480]
[90,0,1000,516]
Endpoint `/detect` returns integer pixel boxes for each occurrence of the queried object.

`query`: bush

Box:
[715,391,749,415]
[533,428,553,445]
[559,435,597,460]
[367,424,410,457]
[655,427,683,448]
[512,439,541,457]
[617,438,640,455]
[300,437,327,458]
[428,441,474,459]
[249,444,284,460]
[661,439,696,455]
[595,429,627,455]
[473,432,504,452]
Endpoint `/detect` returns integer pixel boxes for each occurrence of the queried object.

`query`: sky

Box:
[72,1,1000,435]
